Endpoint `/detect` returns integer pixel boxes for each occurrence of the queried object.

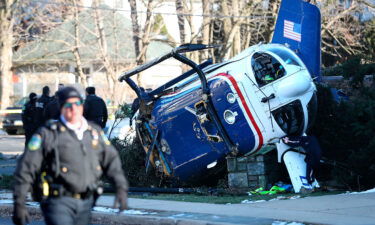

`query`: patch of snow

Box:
[269,196,289,201]
[289,195,301,200]
[242,195,301,204]
[105,118,135,140]
[241,199,266,204]
[272,221,305,225]
[344,187,375,195]
[361,188,375,193]
[93,206,156,215]
[26,202,40,207]
[168,213,187,218]
[0,200,13,204]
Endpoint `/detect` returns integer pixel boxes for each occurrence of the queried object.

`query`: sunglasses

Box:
[63,100,83,109]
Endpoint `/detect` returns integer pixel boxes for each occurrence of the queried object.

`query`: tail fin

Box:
[272,0,321,79]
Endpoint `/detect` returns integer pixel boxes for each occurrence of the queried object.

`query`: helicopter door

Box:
[252,52,286,105]
[194,101,222,143]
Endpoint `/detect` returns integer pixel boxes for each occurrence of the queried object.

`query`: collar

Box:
[60,115,88,133]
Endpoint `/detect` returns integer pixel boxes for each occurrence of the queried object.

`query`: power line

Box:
[30,0,274,19]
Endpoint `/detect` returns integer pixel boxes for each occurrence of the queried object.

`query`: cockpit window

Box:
[267,48,302,67]
[251,52,285,87]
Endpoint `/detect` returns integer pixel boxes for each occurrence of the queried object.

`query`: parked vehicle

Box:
[2,97,28,135]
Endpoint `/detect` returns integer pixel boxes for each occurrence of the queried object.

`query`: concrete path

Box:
[93,191,375,225]
[2,191,374,225]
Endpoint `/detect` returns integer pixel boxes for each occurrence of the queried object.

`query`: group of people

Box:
[22,85,108,144]
[15,86,127,225]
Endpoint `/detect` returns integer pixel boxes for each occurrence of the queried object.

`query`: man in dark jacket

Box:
[83,87,108,128]
[283,135,322,184]
[13,87,128,225]
[35,86,52,127]
[22,93,38,144]
[44,92,60,121]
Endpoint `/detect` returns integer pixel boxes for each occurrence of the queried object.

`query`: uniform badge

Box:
[92,139,99,148]
[92,129,99,148]
[28,134,42,151]
[100,131,111,146]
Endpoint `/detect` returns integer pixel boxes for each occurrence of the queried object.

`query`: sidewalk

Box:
[93,190,375,225]
[0,190,374,224]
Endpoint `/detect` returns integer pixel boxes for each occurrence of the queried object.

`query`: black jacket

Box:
[35,95,52,126]
[83,95,108,128]
[13,119,128,205]
[44,98,60,121]
[22,101,38,134]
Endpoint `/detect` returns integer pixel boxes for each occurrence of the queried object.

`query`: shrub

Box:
[111,135,160,187]
[310,81,375,190]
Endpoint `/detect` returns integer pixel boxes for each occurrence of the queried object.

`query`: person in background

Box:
[13,86,128,225]
[83,87,108,128]
[44,92,60,121]
[21,93,38,145]
[58,83,64,91]
[35,86,52,127]
[282,135,322,184]
[44,84,65,121]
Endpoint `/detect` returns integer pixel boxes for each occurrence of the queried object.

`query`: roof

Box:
[13,7,172,65]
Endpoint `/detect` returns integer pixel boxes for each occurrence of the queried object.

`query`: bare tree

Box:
[72,0,87,87]
[129,0,142,62]
[201,0,212,60]
[0,0,18,109]
[319,0,373,65]
[176,0,186,44]
[127,0,165,86]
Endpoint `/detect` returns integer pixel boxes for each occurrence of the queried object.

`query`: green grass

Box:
[0,174,345,205]
[129,191,344,204]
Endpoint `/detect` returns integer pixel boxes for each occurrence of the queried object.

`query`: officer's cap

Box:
[57,87,83,108]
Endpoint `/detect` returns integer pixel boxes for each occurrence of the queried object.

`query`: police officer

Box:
[13,87,128,225]
[35,86,52,127]
[44,84,65,121]
[44,92,60,121]
[83,87,108,128]
[22,92,38,144]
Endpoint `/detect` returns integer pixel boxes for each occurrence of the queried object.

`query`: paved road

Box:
[0,134,23,175]
[0,134,25,155]
[0,218,44,225]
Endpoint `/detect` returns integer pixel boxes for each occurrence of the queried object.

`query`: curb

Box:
[0,205,234,225]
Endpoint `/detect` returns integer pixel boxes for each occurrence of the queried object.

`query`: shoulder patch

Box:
[100,131,111,146]
[28,134,42,151]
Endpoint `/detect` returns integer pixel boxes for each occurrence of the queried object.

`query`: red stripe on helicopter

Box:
[214,73,264,150]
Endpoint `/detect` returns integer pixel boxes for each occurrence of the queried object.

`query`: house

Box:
[13,6,182,104]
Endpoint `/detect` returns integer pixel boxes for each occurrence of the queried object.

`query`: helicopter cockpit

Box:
[251,52,286,87]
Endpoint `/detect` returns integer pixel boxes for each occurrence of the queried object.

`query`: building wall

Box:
[14,58,182,104]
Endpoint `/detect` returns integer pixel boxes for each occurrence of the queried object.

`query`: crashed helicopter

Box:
[119,0,321,192]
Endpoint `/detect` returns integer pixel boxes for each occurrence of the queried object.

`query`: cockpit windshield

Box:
[251,52,285,87]
[267,48,302,67]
